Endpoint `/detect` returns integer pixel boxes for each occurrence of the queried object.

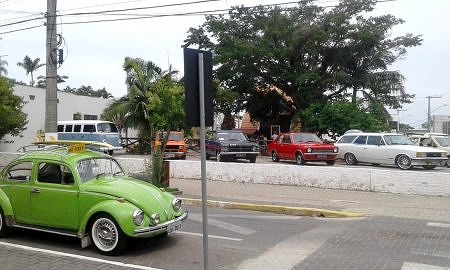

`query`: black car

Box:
[205,130,259,163]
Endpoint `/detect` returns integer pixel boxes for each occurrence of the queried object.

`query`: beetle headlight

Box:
[150,213,160,226]
[307,148,312,153]
[132,210,144,226]
[172,198,182,212]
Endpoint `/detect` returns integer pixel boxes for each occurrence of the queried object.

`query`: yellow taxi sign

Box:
[67,143,85,153]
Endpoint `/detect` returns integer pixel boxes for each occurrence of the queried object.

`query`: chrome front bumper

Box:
[134,211,188,238]
[411,157,447,166]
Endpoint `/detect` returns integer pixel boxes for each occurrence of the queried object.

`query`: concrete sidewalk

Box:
[172,178,450,222]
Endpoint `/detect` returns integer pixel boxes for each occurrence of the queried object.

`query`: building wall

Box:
[0,85,113,152]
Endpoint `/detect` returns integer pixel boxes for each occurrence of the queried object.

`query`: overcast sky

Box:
[0,0,449,128]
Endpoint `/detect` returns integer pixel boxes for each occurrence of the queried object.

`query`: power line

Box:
[0,23,42,35]
[0,0,399,34]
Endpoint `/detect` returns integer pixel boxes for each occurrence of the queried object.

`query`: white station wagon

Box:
[335,132,447,170]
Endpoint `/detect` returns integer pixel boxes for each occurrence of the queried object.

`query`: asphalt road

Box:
[1,206,450,270]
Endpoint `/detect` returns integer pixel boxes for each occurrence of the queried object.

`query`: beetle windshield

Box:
[77,158,124,182]
[217,132,247,141]
[435,136,450,147]
[383,135,413,145]
[292,133,322,143]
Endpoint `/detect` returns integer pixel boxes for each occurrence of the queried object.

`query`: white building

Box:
[0,84,113,152]
[431,115,450,134]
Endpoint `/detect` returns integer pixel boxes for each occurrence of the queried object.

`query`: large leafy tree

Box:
[0,78,28,138]
[16,55,45,86]
[184,0,421,129]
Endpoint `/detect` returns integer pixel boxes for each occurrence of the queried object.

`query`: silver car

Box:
[335,132,447,170]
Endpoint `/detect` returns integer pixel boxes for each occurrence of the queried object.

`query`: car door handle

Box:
[31,188,40,193]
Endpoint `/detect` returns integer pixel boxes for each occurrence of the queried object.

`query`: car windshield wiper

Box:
[96,173,106,179]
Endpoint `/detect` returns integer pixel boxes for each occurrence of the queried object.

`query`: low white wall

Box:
[169,160,450,197]
[2,152,450,197]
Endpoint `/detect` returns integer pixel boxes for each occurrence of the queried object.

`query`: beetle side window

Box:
[5,162,33,181]
[354,136,367,145]
[37,163,74,185]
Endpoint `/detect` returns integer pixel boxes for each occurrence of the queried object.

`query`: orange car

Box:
[154,131,187,159]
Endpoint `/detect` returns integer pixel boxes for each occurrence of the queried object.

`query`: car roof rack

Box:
[17,144,68,153]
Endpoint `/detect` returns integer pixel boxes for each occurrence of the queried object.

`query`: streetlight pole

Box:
[426,96,442,132]
[45,0,58,138]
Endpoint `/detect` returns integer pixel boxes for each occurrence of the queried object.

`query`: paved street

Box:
[1,206,450,270]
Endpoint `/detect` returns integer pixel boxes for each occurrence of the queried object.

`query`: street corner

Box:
[180,197,365,218]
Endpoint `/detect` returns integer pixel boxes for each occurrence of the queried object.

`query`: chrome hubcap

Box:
[93,218,118,251]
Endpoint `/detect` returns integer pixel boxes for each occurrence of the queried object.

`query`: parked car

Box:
[411,133,450,167]
[154,131,187,159]
[206,130,259,162]
[0,143,187,255]
[267,132,338,165]
[335,132,447,170]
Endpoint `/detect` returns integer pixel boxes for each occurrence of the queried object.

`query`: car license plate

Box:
[236,153,246,157]
[317,154,327,159]
[167,222,182,234]
[165,153,175,158]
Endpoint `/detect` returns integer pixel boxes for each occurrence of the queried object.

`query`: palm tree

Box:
[17,55,45,86]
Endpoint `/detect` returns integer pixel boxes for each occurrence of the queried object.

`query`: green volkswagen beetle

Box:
[0,145,187,255]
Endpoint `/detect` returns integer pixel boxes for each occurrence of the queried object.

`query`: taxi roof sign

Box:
[67,143,85,153]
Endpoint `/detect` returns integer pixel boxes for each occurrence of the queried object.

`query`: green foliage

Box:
[184,0,421,124]
[300,101,390,138]
[0,78,28,138]
[61,85,113,99]
[103,57,185,184]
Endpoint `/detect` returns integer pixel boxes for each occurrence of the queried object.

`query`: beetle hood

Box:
[82,176,176,221]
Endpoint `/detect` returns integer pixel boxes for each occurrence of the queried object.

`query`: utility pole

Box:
[426,96,442,132]
[45,0,58,138]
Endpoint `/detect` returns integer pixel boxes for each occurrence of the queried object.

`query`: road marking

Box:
[428,222,450,229]
[176,231,242,241]
[330,200,358,203]
[0,241,162,270]
[206,214,301,220]
[402,262,450,270]
[189,213,256,235]
[237,223,346,270]
[410,248,450,259]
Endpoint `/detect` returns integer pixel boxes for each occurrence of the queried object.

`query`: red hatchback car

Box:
[268,132,339,165]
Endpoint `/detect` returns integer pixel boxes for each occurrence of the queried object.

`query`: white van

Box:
[57,120,123,154]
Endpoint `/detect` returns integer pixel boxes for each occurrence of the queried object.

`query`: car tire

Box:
[422,165,436,170]
[446,158,450,168]
[326,160,335,165]
[271,151,279,162]
[91,214,127,255]
[344,153,358,165]
[249,156,256,163]
[295,153,305,165]
[0,208,9,237]
[395,154,412,170]
[216,151,221,162]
